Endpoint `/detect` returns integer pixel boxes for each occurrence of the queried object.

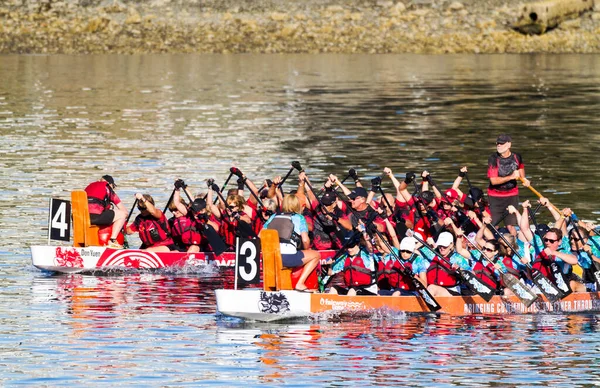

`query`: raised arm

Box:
[519,200,535,242]
[173,188,188,216]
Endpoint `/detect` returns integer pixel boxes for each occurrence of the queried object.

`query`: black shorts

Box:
[488,195,519,226]
[282,251,305,268]
[90,210,115,226]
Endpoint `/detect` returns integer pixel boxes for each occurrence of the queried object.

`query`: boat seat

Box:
[260,229,293,291]
[71,190,99,247]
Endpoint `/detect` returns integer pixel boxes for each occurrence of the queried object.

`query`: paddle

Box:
[209,170,235,204]
[277,161,300,197]
[409,231,496,302]
[162,182,181,213]
[316,168,356,198]
[518,177,562,215]
[120,198,139,249]
[466,236,538,307]
[485,222,564,302]
[368,225,442,312]
[568,216,600,288]
[181,187,228,256]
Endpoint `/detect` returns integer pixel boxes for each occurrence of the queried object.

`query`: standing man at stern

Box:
[487,134,530,236]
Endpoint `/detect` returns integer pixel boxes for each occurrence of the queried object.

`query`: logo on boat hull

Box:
[54,247,84,268]
[258,291,290,314]
[97,250,165,269]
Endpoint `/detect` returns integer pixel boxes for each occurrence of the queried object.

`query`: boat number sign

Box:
[235,238,261,287]
[48,198,71,242]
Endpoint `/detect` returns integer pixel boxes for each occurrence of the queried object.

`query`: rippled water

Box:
[1,54,600,386]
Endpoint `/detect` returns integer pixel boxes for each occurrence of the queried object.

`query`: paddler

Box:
[423,231,472,297]
[125,193,177,252]
[84,174,128,248]
[328,227,378,296]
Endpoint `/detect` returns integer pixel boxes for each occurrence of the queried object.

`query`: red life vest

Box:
[500,256,521,287]
[169,216,202,246]
[85,181,111,213]
[219,219,237,247]
[426,256,459,287]
[532,251,556,282]
[472,261,499,290]
[377,259,414,291]
[343,255,373,287]
[135,213,173,248]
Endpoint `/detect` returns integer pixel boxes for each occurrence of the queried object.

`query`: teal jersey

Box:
[422,248,470,270]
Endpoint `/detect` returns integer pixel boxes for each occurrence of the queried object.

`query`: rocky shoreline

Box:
[1,0,600,54]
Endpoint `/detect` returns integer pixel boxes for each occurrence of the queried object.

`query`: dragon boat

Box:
[30,190,335,274]
[215,230,600,322]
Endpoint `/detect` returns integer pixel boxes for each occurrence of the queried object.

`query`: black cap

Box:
[348,187,368,200]
[536,224,550,237]
[343,231,361,248]
[190,198,207,214]
[102,175,116,187]
[321,192,337,206]
[420,190,435,204]
[496,134,512,144]
[464,187,483,208]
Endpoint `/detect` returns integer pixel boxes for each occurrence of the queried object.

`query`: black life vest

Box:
[266,213,301,247]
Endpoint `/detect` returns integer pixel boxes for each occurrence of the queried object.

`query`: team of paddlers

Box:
[83,135,600,296]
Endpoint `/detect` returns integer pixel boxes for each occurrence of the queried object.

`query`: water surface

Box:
[1,54,600,386]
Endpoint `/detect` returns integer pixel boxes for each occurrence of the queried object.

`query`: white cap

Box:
[436,231,454,247]
[399,237,416,252]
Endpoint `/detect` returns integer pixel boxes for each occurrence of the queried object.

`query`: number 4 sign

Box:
[235,238,261,289]
[48,198,71,243]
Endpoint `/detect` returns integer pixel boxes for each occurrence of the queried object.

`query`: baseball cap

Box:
[321,191,337,206]
[444,189,459,202]
[348,187,368,200]
[399,237,416,253]
[420,190,435,204]
[436,231,454,247]
[190,198,207,214]
[102,175,116,187]
[496,134,512,144]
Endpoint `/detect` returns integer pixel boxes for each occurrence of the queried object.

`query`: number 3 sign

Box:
[235,238,261,288]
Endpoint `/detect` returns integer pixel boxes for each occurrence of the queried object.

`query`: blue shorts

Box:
[282,251,305,268]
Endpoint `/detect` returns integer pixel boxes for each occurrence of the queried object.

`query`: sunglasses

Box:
[571,238,582,243]
[400,250,413,254]
[439,245,452,249]
[496,142,507,145]
[227,205,237,210]
[543,238,559,243]
[483,247,496,252]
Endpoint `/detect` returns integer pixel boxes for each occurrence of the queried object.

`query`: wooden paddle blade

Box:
[459,269,496,302]
[502,273,538,308]
[411,277,442,312]
[203,224,228,256]
[550,262,572,298]
[532,271,563,302]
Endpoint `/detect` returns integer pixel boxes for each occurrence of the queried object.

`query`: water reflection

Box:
[216,312,600,386]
